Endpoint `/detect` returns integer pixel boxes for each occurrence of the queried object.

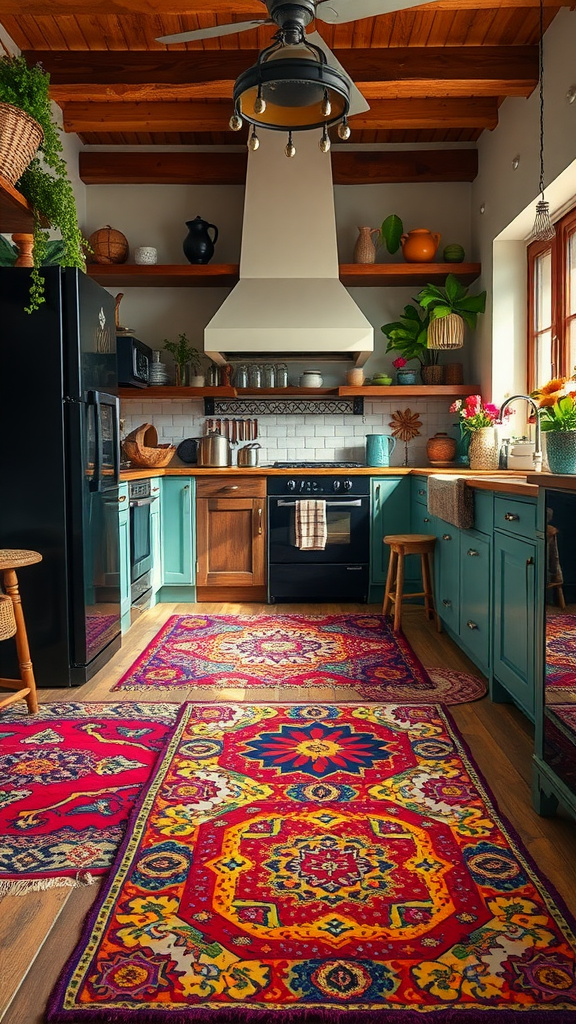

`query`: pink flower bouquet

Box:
[450,395,501,433]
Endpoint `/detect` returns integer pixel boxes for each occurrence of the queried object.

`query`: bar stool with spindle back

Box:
[382,534,440,633]
[0,549,42,714]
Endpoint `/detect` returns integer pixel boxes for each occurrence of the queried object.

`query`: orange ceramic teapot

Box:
[400,228,441,263]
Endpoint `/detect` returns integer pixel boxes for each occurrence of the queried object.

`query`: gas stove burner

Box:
[273,461,364,468]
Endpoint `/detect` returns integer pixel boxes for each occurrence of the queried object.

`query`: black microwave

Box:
[116,334,152,388]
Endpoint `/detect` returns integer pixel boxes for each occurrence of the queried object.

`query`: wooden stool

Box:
[383,534,439,633]
[0,549,42,715]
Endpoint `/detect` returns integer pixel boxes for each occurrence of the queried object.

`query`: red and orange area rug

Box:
[111,613,486,705]
[49,702,576,1023]
[0,702,179,894]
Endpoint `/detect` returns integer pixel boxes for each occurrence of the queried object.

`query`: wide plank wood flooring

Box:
[1,601,575,1024]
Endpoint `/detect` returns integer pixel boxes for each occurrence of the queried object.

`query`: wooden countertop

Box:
[120,465,542,495]
[527,473,576,491]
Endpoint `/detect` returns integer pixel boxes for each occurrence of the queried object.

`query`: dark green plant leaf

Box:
[457,293,487,314]
[429,305,452,320]
[445,273,466,304]
[0,235,18,265]
[380,214,403,254]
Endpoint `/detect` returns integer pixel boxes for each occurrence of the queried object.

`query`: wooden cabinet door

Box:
[196,497,266,588]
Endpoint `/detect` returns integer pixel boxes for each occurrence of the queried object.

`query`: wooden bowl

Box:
[122,423,176,468]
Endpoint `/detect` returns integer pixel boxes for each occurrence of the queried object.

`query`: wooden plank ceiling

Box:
[0,0,563,149]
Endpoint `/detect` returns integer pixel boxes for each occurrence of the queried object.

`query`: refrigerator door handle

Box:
[87,389,102,493]
[109,394,121,485]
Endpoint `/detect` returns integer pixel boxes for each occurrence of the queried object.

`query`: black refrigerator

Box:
[0,267,122,687]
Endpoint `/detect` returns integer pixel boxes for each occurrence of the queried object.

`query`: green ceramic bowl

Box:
[370,375,393,386]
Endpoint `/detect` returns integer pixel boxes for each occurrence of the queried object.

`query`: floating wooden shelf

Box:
[339,263,481,287]
[119,384,480,400]
[88,264,239,287]
[88,262,481,289]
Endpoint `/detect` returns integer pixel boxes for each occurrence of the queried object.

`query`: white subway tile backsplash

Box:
[120,395,458,466]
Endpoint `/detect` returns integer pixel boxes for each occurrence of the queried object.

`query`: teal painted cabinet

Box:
[150,477,162,598]
[459,530,491,671]
[370,477,409,587]
[118,482,131,632]
[493,531,536,720]
[434,525,460,634]
[161,477,195,586]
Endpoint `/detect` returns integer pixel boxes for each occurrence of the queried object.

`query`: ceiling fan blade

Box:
[315,0,434,23]
[157,20,269,44]
[306,30,370,116]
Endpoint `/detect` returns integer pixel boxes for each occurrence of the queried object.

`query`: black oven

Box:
[268,469,370,603]
[129,479,158,611]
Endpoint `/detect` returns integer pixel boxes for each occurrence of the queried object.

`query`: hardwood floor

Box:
[1,601,575,1023]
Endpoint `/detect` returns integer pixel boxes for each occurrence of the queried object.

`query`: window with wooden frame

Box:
[527,205,576,391]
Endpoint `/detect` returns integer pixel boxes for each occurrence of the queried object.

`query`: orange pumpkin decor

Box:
[88,225,129,264]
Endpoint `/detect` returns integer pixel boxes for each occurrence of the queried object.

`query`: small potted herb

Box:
[163,333,203,386]
[0,55,87,312]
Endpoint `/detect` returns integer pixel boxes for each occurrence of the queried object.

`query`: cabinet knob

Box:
[423,517,430,522]
[223,485,239,491]
[467,620,479,630]
[442,534,452,541]
[442,599,452,607]
[504,512,520,521]
[467,549,479,557]
[418,489,426,496]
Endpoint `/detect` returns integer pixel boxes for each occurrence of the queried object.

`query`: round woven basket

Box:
[0,103,43,186]
[123,423,176,468]
[88,225,129,265]
[0,594,16,641]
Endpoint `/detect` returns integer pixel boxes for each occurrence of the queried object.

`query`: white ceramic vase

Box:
[468,426,499,470]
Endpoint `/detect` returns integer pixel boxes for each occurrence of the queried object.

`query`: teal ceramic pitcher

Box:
[366,434,397,467]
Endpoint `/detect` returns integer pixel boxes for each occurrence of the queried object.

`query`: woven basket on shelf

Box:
[0,103,43,186]
[0,594,16,641]
[122,423,176,468]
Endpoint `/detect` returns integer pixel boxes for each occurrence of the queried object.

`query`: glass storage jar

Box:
[234,364,248,388]
[276,363,288,388]
[248,363,262,388]
[263,363,276,388]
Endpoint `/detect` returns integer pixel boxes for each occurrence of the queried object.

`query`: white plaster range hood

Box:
[204,129,373,367]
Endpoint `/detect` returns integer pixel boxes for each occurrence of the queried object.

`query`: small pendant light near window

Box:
[531,0,555,241]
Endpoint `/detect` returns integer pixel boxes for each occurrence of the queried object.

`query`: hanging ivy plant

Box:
[0,54,87,312]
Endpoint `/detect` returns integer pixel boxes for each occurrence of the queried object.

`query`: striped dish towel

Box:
[295,500,328,550]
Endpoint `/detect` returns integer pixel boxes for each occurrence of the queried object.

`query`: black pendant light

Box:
[531,0,555,241]
[229,22,351,157]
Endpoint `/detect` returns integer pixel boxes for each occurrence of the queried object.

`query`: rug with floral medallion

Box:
[0,701,179,895]
[111,613,486,704]
[48,702,576,1023]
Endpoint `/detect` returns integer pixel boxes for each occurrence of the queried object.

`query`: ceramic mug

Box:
[366,434,397,467]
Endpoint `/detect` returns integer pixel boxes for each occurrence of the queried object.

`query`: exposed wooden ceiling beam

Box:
[27,47,538,86]
[7,0,572,11]
[62,97,499,133]
[78,148,478,185]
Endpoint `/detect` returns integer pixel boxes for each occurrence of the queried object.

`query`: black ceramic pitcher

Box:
[183,216,219,264]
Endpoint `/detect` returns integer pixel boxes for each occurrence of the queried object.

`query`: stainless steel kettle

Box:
[237,443,261,467]
[196,432,231,467]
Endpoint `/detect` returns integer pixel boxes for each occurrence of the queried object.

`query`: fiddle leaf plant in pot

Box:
[417,274,486,350]
[0,54,86,313]
[163,333,203,387]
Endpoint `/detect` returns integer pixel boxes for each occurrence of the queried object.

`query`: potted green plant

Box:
[531,377,576,474]
[381,301,439,382]
[0,54,86,313]
[417,274,486,350]
[163,333,203,386]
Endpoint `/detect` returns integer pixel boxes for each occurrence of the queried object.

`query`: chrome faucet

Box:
[498,394,542,471]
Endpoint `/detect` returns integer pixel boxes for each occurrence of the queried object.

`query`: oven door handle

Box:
[129,496,158,507]
[275,499,363,508]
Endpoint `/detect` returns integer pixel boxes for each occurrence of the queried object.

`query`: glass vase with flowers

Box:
[531,377,576,474]
[450,395,501,470]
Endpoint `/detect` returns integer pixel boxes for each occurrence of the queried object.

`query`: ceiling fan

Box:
[157,0,433,149]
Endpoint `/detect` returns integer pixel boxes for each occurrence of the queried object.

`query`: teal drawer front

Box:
[494,495,537,539]
[471,489,493,535]
[412,507,435,534]
[411,477,428,505]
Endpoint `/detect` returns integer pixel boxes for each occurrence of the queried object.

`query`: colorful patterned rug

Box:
[0,702,179,895]
[111,614,486,705]
[48,702,576,1023]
